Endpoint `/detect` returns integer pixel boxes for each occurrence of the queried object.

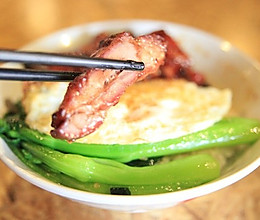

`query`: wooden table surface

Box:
[0,0,259,219]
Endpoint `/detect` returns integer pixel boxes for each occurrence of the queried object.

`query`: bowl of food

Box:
[0,20,260,212]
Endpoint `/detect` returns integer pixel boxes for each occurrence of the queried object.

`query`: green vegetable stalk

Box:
[1,135,110,194]
[1,113,260,195]
[1,135,220,195]
[21,141,220,187]
[6,117,260,162]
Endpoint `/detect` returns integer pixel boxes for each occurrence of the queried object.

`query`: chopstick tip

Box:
[128,60,145,71]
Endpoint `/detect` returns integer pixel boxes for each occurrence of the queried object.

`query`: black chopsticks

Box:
[0,68,82,81]
[0,49,145,81]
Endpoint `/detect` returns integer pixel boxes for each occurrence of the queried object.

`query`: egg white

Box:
[22,79,232,144]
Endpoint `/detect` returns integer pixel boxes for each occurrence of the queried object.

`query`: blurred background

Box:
[0,0,259,219]
[1,0,260,60]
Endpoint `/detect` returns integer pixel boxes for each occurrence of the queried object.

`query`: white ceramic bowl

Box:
[0,20,260,212]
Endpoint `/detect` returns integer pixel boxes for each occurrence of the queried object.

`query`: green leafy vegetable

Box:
[3,117,260,162]
[21,141,220,185]
[1,106,260,195]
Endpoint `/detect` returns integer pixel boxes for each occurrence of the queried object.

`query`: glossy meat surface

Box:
[51,32,167,140]
[155,31,206,85]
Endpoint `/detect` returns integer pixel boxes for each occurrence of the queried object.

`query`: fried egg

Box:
[22,79,232,144]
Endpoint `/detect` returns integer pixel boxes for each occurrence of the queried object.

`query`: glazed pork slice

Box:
[154,31,206,85]
[51,32,167,141]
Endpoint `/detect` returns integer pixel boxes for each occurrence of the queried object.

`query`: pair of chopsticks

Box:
[0,49,145,81]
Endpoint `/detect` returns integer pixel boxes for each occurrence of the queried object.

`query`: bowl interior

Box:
[0,20,260,212]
